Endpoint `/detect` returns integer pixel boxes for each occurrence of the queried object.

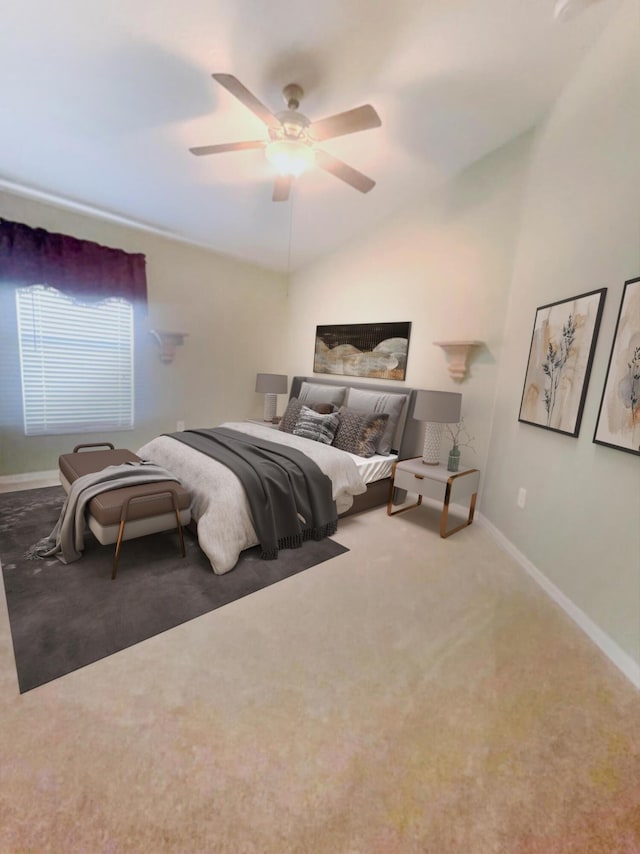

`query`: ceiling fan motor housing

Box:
[282,83,304,110]
[273,109,310,141]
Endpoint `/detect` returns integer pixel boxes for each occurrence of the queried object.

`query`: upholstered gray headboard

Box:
[289,376,422,461]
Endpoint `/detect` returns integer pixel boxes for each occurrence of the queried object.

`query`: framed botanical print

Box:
[594,276,640,456]
[518,288,606,437]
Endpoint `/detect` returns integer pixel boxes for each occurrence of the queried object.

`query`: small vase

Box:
[447,448,461,472]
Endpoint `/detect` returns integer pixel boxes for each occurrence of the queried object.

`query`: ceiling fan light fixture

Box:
[265,139,315,177]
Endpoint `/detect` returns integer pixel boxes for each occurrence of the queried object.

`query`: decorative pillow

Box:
[310,402,336,415]
[293,405,341,445]
[279,398,336,433]
[345,389,407,455]
[298,381,347,408]
[332,407,389,458]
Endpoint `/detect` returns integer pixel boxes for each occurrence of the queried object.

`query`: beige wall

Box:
[0,191,288,475]
[285,132,533,481]
[289,137,530,482]
[481,0,640,664]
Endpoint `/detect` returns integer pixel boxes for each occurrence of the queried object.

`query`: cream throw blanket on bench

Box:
[26,462,181,564]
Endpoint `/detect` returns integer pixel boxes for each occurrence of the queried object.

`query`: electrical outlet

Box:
[176,420,185,431]
[517,487,527,509]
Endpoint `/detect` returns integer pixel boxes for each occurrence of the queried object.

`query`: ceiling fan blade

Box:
[309,104,381,142]
[314,149,376,193]
[272,174,293,202]
[212,73,282,131]
[189,141,265,156]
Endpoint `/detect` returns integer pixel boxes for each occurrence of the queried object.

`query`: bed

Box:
[136,377,421,574]
[287,377,422,517]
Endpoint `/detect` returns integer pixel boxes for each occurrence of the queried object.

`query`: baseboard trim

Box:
[477,513,640,690]
[0,470,58,490]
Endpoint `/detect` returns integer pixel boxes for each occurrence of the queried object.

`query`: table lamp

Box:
[413,390,462,465]
[255,373,288,422]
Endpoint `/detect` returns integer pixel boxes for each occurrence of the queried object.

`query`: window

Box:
[16,285,134,436]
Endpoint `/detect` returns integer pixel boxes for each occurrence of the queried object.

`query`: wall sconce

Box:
[434,340,484,382]
[150,330,188,364]
[255,373,288,422]
[413,389,462,465]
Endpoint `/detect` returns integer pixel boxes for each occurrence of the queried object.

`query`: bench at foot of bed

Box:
[58,443,191,579]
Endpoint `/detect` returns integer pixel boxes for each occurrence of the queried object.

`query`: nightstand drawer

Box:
[393,465,447,502]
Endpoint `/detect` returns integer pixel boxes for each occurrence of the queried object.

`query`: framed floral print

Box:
[518,288,606,437]
[594,276,640,456]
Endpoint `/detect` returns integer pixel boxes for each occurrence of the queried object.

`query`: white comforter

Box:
[136,422,367,575]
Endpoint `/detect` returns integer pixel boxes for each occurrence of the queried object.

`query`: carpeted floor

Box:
[0,486,348,692]
[1,498,639,852]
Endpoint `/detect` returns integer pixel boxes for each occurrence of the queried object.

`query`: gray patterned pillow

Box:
[345,389,406,455]
[279,398,335,433]
[293,405,340,445]
[332,407,389,457]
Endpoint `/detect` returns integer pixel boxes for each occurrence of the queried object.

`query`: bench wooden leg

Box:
[112,488,186,580]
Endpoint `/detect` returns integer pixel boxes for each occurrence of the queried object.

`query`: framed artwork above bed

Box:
[314,322,411,381]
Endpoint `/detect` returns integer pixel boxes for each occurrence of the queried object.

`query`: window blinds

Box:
[16,285,134,436]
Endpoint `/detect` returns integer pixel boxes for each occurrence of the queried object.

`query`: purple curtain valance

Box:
[0,218,147,304]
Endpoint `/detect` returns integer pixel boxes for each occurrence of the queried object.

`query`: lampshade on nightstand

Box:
[255,373,288,422]
[413,389,462,465]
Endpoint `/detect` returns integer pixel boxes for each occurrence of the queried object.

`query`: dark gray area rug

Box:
[0,486,348,693]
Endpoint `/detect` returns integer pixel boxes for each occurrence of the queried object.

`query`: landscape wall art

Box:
[314,322,411,381]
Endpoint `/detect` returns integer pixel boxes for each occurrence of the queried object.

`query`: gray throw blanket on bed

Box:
[168,427,338,560]
[25,462,181,565]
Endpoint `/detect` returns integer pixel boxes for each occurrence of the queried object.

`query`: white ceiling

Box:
[0,0,619,272]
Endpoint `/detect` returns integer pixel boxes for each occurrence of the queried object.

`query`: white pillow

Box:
[298,381,348,408]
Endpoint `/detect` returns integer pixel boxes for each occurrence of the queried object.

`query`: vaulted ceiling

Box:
[0,0,620,272]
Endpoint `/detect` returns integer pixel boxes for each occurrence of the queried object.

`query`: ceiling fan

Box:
[189,74,382,202]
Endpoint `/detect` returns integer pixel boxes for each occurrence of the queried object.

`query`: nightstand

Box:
[387,457,480,538]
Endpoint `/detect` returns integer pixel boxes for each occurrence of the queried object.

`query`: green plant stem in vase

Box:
[445,418,475,472]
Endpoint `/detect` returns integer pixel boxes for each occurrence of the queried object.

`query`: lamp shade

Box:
[413,390,462,424]
[255,373,288,394]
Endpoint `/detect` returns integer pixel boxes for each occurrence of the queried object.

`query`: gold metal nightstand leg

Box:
[440,488,478,538]
[387,462,424,515]
[387,494,422,516]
